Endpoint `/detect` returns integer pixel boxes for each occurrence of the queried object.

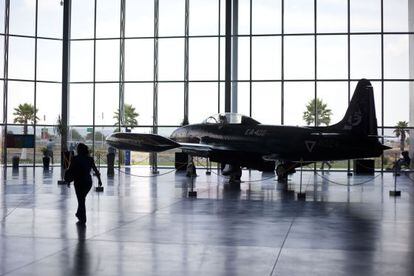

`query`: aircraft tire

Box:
[276,164,288,180]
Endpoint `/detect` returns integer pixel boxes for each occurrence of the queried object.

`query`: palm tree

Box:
[13,103,39,134]
[393,121,409,151]
[303,98,332,126]
[113,104,139,130]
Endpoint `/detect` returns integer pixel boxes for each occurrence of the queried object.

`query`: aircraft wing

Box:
[106,132,237,155]
[106,132,180,152]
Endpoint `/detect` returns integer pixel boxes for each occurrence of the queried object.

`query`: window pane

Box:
[384,0,408,32]
[159,0,185,37]
[36,126,61,166]
[317,82,348,125]
[252,37,281,80]
[384,82,409,127]
[37,39,62,82]
[38,0,63,38]
[158,83,183,125]
[190,0,218,36]
[125,0,154,37]
[317,0,347,33]
[7,81,34,124]
[189,38,218,81]
[95,84,119,125]
[158,38,184,81]
[237,82,250,116]
[188,83,218,124]
[9,0,35,36]
[384,35,409,79]
[317,36,347,79]
[350,36,381,80]
[8,37,35,80]
[71,0,95,39]
[238,0,250,35]
[284,36,314,79]
[285,0,314,34]
[70,41,94,82]
[125,39,154,81]
[252,0,281,34]
[252,82,280,124]
[350,0,381,32]
[96,40,120,82]
[0,0,4,32]
[36,83,61,125]
[69,84,93,125]
[284,82,314,126]
[0,81,3,123]
[238,37,250,81]
[96,0,120,38]
[0,36,3,77]
[124,83,153,126]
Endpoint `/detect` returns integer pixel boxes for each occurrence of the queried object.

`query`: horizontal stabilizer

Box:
[106,132,180,152]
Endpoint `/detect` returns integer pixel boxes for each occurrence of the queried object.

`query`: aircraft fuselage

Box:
[170,123,384,169]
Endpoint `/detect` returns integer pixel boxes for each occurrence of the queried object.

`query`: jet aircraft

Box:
[107,79,390,182]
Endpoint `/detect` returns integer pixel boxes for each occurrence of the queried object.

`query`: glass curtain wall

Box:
[1,0,63,166]
[237,0,411,170]
[0,0,412,170]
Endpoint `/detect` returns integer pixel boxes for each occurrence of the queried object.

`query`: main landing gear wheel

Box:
[276,164,288,182]
[222,164,242,184]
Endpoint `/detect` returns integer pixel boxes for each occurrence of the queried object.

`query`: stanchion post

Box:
[188,173,197,197]
[297,158,306,200]
[390,154,401,196]
[206,158,211,175]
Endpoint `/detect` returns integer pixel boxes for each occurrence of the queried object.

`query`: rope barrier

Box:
[116,166,183,178]
[314,170,382,186]
[194,159,279,183]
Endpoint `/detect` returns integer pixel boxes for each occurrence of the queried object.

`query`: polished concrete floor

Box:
[0,166,414,276]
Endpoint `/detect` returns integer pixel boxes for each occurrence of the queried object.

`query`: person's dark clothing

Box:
[68,155,100,223]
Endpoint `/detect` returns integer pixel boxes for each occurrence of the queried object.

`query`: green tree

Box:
[113,104,139,130]
[303,98,332,126]
[85,131,105,141]
[70,129,83,141]
[393,121,409,151]
[13,103,39,134]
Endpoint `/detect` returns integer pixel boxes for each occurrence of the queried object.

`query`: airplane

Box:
[106,79,390,182]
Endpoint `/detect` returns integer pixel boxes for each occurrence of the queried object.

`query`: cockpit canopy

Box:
[202,113,260,125]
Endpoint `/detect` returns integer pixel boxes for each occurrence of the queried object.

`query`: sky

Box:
[0,0,411,137]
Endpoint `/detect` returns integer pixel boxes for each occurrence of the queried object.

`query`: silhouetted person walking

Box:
[67,143,102,224]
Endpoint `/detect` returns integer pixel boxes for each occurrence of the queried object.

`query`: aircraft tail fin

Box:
[328,79,378,136]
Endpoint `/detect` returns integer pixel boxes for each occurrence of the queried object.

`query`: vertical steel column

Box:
[218,0,221,113]
[313,0,317,172]
[118,0,126,167]
[347,0,351,174]
[249,0,252,117]
[151,0,159,173]
[231,0,238,113]
[225,0,232,112]
[61,0,72,168]
[281,0,284,124]
[92,0,97,157]
[119,0,126,128]
[314,0,317,127]
[33,0,38,168]
[2,0,10,166]
[409,0,414,163]
[380,0,385,172]
[184,0,189,123]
